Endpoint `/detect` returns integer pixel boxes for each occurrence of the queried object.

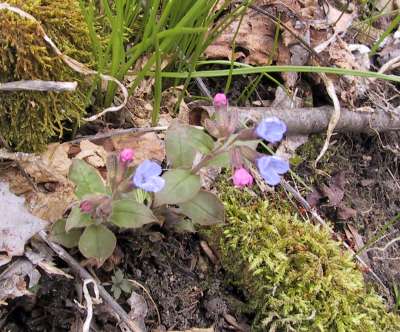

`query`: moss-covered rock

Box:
[210,181,400,331]
[0,0,92,152]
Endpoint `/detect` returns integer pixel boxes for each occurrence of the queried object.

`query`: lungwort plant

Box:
[51,94,289,265]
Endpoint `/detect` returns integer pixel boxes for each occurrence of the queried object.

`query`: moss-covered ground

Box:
[0,0,92,152]
[203,178,400,331]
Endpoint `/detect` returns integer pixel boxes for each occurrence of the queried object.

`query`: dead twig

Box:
[378,54,400,75]
[0,80,77,92]
[37,231,143,332]
[365,236,400,254]
[67,126,169,144]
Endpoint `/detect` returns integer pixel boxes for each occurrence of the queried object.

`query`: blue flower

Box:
[255,117,287,143]
[133,160,165,192]
[257,156,289,186]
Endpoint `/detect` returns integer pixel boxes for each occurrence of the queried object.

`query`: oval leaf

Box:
[50,219,81,248]
[78,225,116,264]
[205,151,230,168]
[180,191,225,225]
[66,206,94,232]
[186,126,215,154]
[111,199,158,228]
[154,169,201,206]
[166,121,215,168]
[166,122,197,168]
[69,159,107,199]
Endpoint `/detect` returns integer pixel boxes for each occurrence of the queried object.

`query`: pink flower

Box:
[119,148,134,164]
[233,168,253,188]
[213,93,228,107]
[80,200,93,213]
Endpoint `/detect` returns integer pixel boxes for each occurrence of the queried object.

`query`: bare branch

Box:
[0,80,77,92]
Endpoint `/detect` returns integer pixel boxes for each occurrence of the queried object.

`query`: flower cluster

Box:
[211,93,289,188]
[115,148,166,193]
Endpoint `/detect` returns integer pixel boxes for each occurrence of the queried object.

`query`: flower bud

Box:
[119,148,134,164]
[80,200,93,213]
[213,93,227,108]
[233,168,253,188]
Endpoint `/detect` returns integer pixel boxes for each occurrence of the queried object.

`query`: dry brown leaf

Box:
[205,7,277,65]
[0,167,33,195]
[328,38,369,104]
[75,140,107,168]
[161,86,190,124]
[112,132,165,165]
[41,143,72,177]
[0,259,35,304]
[26,184,75,222]
[337,205,357,220]
[121,96,153,127]
[0,145,76,222]
[324,2,355,34]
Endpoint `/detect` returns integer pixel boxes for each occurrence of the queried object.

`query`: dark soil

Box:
[297,132,400,303]
[1,231,248,332]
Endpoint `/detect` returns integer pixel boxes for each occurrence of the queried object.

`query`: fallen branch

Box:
[0,80,77,92]
[198,105,400,134]
[37,231,143,332]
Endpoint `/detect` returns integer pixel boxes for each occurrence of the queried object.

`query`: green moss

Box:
[209,181,400,331]
[0,0,92,152]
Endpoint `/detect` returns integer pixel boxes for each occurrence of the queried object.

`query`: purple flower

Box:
[133,160,165,193]
[257,156,289,186]
[255,117,287,143]
[213,93,228,107]
[119,148,134,164]
[233,168,253,188]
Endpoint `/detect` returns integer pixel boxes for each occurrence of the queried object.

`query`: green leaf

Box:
[166,121,215,168]
[206,151,230,168]
[180,191,225,225]
[234,139,261,149]
[50,219,81,248]
[111,199,158,228]
[78,225,116,264]
[69,159,107,199]
[66,206,94,232]
[166,122,197,168]
[154,169,201,206]
[186,126,215,154]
